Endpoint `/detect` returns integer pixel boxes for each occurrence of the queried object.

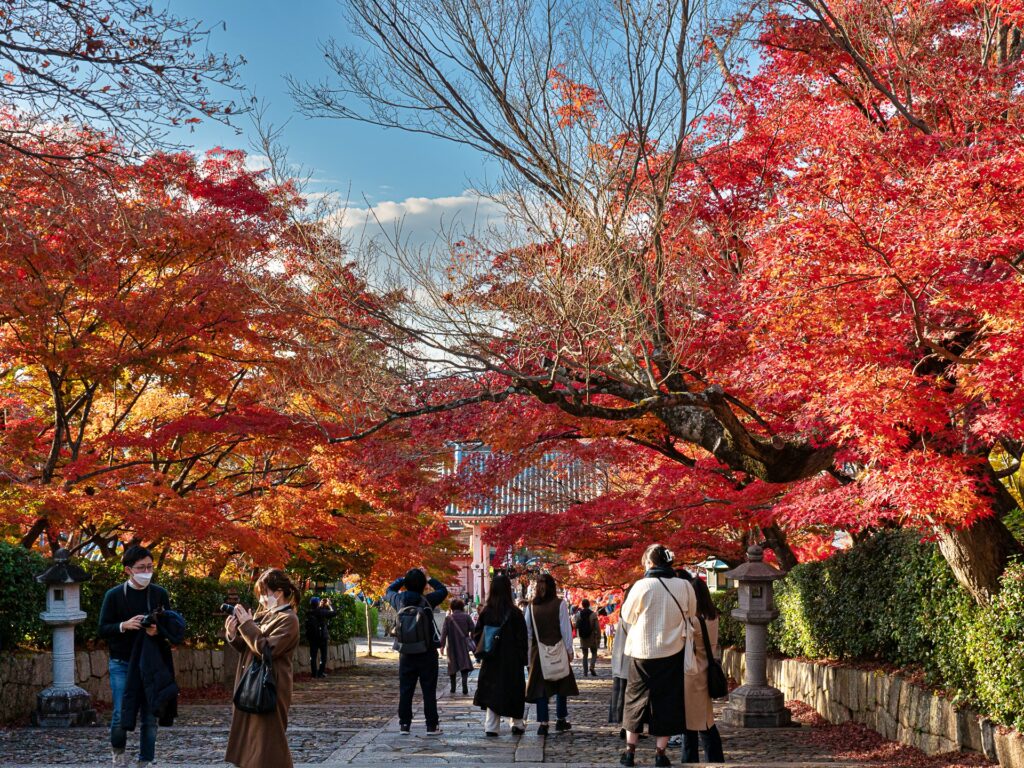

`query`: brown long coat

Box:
[684,616,719,731]
[225,607,300,768]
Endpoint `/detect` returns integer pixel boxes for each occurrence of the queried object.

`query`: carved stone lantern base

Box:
[721,684,792,728]
[32,685,97,727]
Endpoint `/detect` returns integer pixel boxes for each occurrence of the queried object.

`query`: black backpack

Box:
[576,608,594,639]
[391,596,438,654]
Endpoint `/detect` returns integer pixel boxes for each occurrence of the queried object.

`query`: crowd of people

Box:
[387,543,725,766]
[99,542,723,768]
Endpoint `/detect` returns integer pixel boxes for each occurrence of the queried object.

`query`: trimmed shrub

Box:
[711,589,744,649]
[767,529,1024,730]
[0,541,47,651]
[296,592,364,645]
[967,563,1024,729]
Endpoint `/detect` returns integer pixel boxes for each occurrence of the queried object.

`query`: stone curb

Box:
[723,648,1024,768]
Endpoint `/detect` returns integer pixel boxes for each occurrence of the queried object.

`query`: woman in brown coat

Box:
[224,569,301,768]
[682,578,725,763]
[525,573,579,735]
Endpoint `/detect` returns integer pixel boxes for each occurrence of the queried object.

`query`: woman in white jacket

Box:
[618,544,697,768]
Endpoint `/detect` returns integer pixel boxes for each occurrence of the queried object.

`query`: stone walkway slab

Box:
[0,640,972,767]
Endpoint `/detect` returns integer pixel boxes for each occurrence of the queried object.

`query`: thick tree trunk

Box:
[760,523,799,571]
[936,515,1023,604]
[20,517,47,548]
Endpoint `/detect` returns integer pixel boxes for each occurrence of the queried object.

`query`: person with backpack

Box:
[472,573,528,736]
[385,567,448,735]
[574,598,601,676]
[525,573,578,735]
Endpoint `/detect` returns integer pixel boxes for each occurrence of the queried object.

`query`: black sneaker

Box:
[654,751,672,767]
[555,719,571,732]
[511,726,525,735]
[426,725,443,736]
[619,750,636,767]
[537,724,549,736]
[399,724,410,734]
[485,731,499,737]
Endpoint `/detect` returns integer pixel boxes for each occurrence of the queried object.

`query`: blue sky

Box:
[171,1,494,209]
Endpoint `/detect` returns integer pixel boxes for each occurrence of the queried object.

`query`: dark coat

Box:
[575,608,601,650]
[305,605,336,644]
[120,609,186,729]
[439,610,475,674]
[472,606,527,718]
[225,607,300,768]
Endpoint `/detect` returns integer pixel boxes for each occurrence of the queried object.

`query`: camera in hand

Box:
[140,607,164,628]
[219,602,237,615]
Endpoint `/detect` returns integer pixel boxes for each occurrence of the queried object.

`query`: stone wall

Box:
[0,639,357,724]
[722,648,1024,768]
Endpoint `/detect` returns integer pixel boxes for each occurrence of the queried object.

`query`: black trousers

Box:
[310,639,329,676]
[398,651,440,727]
[581,646,597,672]
[683,724,725,763]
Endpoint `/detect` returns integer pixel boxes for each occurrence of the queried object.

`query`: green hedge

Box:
[0,542,47,651]
[0,543,363,651]
[711,589,744,649]
[296,593,366,644]
[768,530,1024,730]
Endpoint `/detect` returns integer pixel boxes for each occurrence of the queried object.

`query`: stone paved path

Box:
[0,642,961,768]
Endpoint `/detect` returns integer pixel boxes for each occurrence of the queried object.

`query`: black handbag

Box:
[699,617,729,700]
[233,647,277,714]
[474,612,509,661]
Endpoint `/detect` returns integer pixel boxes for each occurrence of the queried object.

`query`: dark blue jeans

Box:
[109,658,157,762]
[534,693,567,722]
[398,651,440,728]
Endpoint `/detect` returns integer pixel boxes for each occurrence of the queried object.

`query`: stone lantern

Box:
[721,544,792,727]
[32,548,97,727]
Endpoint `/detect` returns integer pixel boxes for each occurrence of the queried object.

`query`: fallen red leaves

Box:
[787,700,995,768]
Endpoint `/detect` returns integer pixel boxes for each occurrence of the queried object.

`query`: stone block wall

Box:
[722,649,1024,768]
[0,639,357,724]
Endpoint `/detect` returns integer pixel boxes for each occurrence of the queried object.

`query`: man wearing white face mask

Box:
[99,544,172,767]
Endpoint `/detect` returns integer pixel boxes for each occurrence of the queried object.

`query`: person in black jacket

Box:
[305,597,337,678]
[472,573,528,736]
[385,567,448,735]
[98,545,172,767]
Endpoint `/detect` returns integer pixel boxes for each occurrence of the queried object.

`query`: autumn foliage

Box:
[0,122,455,583]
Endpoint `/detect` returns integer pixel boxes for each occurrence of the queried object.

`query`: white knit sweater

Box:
[620,575,697,660]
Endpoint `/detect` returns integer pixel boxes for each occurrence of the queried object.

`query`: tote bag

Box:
[531,605,571,682]
[699,617,729,700]
[233,647,277,714]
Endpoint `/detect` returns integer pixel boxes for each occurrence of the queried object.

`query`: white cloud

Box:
[335,191,512,255]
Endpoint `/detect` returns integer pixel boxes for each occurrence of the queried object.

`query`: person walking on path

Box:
[575,598,601,676]
[224,568,301,768]
[618,544,697,768]
[305,596,336,678]
[682,579,725,764]
[472,573,528,736]
[440,598,476,695]
[608,588,633,739]
[385,567,449,734]
[98,544,173,767]
[525,573,579,736]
